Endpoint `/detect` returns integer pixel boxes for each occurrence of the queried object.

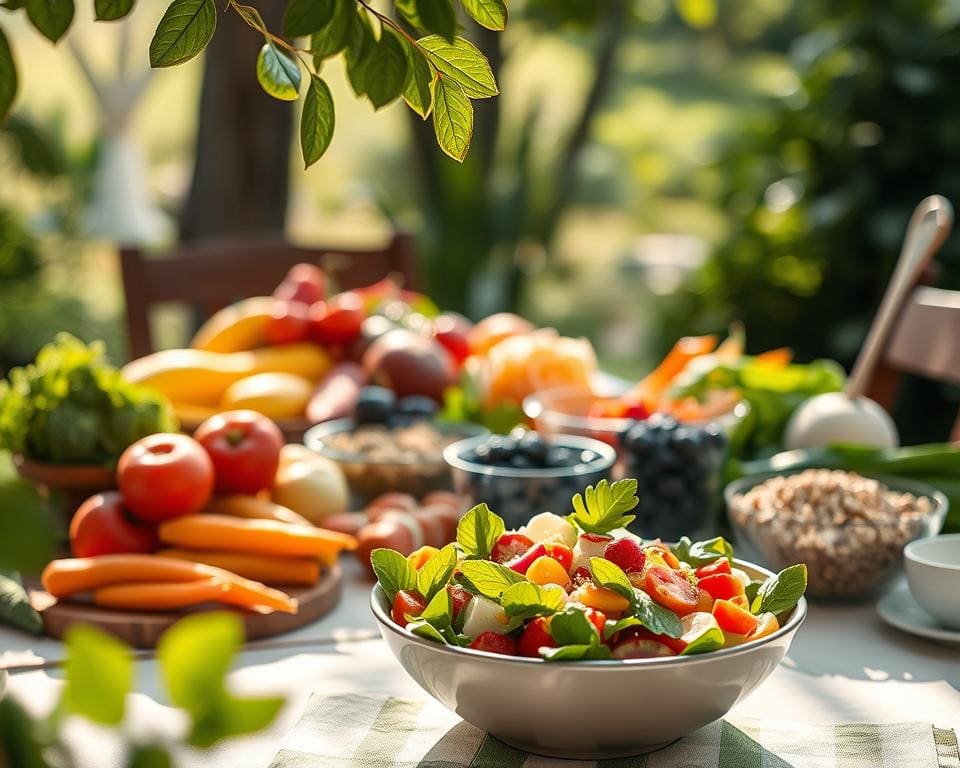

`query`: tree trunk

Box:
[179,3,293,241]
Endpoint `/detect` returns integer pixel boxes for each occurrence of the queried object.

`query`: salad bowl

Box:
[371,557,806,759]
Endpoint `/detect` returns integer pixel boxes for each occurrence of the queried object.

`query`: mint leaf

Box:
[672,536,734,567]
[63,624,132,725]
[588,557,634,604]
[363,27,407,109]
[149,0,216,68]
[567,479,639,535]
[751,563,807,616]
[417,543,458,602]
[283,0,335,37]
[419,35,498,98]
[542,643,612,661]
[416,0,455,41]
[94,0,134,21]
[680,625,725,655]
[456,559,524,600]
[257,42,301,101]
[301,75,335,167]
[0,28,15,123]
[461,0,507,30]
[549,607,599,646]
[417,587,453,630]
[432,77,472,162]
[370,548,417,602]
[501,582,567,621]
[407,620,447,644]
[402,40,434,119]
[456,502,504,559]
[26,0,74,43]
[633,590,683,638]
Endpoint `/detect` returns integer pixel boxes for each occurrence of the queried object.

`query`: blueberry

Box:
[509,454,536,470]
[671,427,705,459]
[655,474,686,499]
[396,395,438,420]
[472,443,492,464]
[486,436,518,464]
[355,386,396,424]
[546,447,577,467]
[646,412,679,433]
[517,432,548,465]
[623,423,656,453]
[704,425,727,449]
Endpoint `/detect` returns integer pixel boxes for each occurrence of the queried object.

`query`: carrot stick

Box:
[42,555,221,598]
[626,334,718,403]
[203,495,313,527]
[92,578,298,614]
[158,514,358,559]
[158,548,320,586]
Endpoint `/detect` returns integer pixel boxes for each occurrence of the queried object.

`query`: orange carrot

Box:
[204,495,314,527]
[158,548,320,586]
[626,334,718,403]
[42,555,220,598]
[755,347,794,367]
[92,578,298,614]
[158,514,358,559]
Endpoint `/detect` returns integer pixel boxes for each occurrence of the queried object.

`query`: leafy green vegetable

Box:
[567,479,639,535]
[632,590,683,638]
[417,588,453,629]
[417,544,458,602]
[500,582,566,621]
[63,624,132,725]
[680,626,725,655]
[407,620,448,644]
[440,378,524,435]
[672,536,734,567]
[751,564,807,616]
[370,548,417,602]
[588,557,635,604]
[543,607,612,661]
[455,559,524,600]
[542,643,612,661]
[456,503,504,559]
[0,571,41,634]
[0,333,177,465]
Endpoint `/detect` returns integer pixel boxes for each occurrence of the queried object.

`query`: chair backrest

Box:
[866,285,960,441]
[119,232,416,358]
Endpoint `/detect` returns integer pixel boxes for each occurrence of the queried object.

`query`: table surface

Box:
[3,559,959,768]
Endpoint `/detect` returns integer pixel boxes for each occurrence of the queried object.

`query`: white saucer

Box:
[877,582,960,647]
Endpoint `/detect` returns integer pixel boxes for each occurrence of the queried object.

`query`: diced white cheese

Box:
[571,533,613,572]
[680,611,719,644]
[461,595,509,638]
[731,568,752,588]
[522,512,577,548]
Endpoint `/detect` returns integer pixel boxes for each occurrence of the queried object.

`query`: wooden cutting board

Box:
[30,563,343,649]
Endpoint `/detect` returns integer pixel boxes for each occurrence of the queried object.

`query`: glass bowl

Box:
[304,418,488,503]
[443,433,616,530]
[725,469,948,600]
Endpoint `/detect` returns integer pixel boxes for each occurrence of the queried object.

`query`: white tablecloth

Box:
[3,559,959,768]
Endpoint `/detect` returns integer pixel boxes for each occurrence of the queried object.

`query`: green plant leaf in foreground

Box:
[63,624,132,725]
[419,35,498,98]
[402,42,434,118]
[301,74,335,167]
[283,0,335,37]
[25,0,75,43]
[415,0,455,41]
[128,744,173,768]
[257,42,301,101]
[94,0,135,21]
[149,0,216,68]
[432,77,472,162]
[158,612,284,748]
[0,571,41,634]
[0,27,14,123]
[461,0,507,30]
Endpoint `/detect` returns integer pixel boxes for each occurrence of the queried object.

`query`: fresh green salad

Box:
[0,333,177,465]
[372,479,807,661]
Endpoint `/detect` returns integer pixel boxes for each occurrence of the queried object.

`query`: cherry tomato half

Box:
[391,589,427,628]
[643,565,701,617]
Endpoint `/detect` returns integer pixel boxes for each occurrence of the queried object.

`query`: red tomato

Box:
[309,292,365,347]
[695,558,732,578]
[643,565,701,617]
[69,491,158,557]
[391,589,427,628]
[117,433,215,523]
[469,632,517,656]
[432,313,472,366]
[194,410,284,495]
[274,263,325,306]
[447,584,473,622]
[518,616,556,657]
[264,300,310,345]
[544,542,574,573]
[712,599,760,635]
[491,533,534,564]
[698,573,745,602]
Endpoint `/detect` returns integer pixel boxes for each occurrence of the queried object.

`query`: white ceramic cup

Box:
[904,534,960,630]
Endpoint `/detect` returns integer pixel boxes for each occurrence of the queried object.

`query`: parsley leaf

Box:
[566,479,639,535]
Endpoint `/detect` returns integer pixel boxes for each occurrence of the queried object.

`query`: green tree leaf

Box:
[415,0,455,41]
[363,27,407,109]
[63,624,132,725]
[309,0,352,64]
[0,697,47,768]
[300,74,334,167]
[26,0,75,43]
[283,0,334,37]
[461,0,506,30]
[432,77,472,161]
[0,27,16,123]
[345,9,374,97]
[256,42,301,101]
[418,34,498,98]
[402,40,434,118]
[94,0,134,21]
[149,0,216,67]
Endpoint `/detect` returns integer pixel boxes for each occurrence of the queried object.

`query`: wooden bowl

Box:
[13,454,115,520]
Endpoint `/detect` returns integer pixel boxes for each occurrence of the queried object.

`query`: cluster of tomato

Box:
[70,411,283,557]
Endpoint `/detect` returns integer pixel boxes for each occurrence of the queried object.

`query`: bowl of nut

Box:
[726,469,947,600]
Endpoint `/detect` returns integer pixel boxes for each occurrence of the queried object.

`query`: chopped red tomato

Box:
[644,565,700,616]
[712,598,760,635]
[698,573,746,602]
[491,533,534,564]
[391,590,427,628]
[518,616,555,657]
[695,558,732,578]
[469,632,517,656]
[544,542,574,573]
[447,584,473,622]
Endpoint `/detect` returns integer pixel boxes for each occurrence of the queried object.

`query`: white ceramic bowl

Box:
[370,559,806,759]
[904,533,960,630]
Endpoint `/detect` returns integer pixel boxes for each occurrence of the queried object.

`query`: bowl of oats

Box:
[725,469,947,600]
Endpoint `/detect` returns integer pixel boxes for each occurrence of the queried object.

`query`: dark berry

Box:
[487,436,518,463]
[396,395,438,420]
[517,432,548,464]
[509,454,536,469]
[354,386,396,424]
[546,447,577,467]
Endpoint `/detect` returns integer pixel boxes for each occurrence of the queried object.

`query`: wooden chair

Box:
[866,285,960,442]
[119,232,417,358]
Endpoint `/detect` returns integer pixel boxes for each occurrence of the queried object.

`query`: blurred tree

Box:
[657,0,960,439]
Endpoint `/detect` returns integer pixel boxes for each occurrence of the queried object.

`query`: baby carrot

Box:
[158,548,320,586]
[203,495,313,527]
[92,578,298,614]
[42,555,220,598]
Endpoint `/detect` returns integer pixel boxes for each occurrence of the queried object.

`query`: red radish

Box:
[367,493,419,517]
[469,632,517,656]
[410,510,447,548]
[319,511,368,537]
[306,362,365,423]
[506,542,548,574]
[518,617,556,657]
[421,490,461,508]
[612,636,675,659]
[603,538,646,573]
[391,589,427,627]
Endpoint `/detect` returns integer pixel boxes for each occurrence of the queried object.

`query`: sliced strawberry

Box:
[491,533,535,565]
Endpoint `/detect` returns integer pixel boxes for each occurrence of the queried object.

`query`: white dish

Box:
[877,582,960,647]
[903,533,960,630]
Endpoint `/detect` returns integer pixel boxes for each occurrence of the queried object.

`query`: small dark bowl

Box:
[443,433,616,529]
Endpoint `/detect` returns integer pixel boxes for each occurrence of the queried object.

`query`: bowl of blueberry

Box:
[443,428,616,529]
[304,386,487,502]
